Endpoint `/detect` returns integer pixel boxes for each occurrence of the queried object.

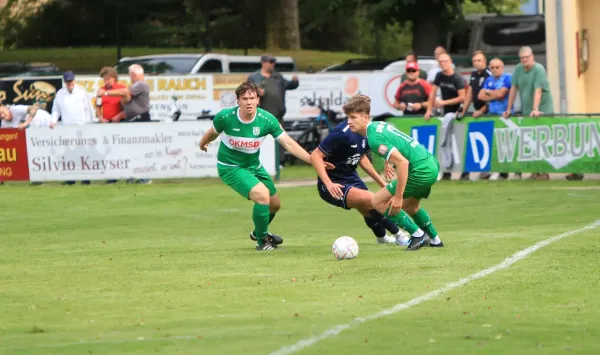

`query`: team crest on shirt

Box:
[378,144,388,155]
[253,127,260,135]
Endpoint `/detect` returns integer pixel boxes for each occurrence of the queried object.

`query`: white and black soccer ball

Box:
[332,236,359,260]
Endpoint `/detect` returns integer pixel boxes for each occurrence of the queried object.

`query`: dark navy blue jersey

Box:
[317,120,369,184]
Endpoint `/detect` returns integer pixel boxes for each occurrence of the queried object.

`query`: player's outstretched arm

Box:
[358,155,387,188]
[311,148,344,199]
[277,133,312,165]
[386,149,410,216]
[199,126,220,152]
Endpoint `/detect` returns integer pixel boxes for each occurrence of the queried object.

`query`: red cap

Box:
[406,62,419,71]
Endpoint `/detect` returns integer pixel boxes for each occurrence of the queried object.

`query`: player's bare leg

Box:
[248,183,276,251]
[402,198,443,247]
[345,188,408,245]
[371,188,427,251]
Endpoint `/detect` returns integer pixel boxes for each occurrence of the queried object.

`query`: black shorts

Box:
[317,178,368,210]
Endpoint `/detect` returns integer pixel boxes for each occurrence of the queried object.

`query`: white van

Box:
[115,53,296,75]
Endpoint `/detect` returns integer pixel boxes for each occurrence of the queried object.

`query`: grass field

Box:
[1,172,600,355]
[0,47,367,74]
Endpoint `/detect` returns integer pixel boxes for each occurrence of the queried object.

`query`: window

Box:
[275,62,295,72]
[229,62,262,73]
[198,59,223,73]
[481,21,545,47]
[115,58,198,74]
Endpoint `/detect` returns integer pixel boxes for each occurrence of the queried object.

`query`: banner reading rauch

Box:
[0,129,30,181]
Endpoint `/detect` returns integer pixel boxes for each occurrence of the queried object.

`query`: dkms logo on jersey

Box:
[410,125,437,155]
[465,121,494,172]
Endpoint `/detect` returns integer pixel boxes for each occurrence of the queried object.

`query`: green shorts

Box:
[386,156,440,199]
[217,164,277,199]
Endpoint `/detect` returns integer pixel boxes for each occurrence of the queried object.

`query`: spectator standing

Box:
[461,50,491,119]
[401,51,428,81]
[247,54,299,168]
[504,46,554,180]
[427,46,450,82]
[477,58,511,180]
[99,64,152,184]
[393,62,431,116]
[478,58,511,115]
[96,67,126,124]
[95,66,126,184]
[425,53,467,180]
[52,71,94,185]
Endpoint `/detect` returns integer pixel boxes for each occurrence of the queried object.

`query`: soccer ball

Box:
[332,236,359,260]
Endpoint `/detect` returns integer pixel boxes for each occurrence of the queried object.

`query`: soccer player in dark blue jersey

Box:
[311,121,410,245]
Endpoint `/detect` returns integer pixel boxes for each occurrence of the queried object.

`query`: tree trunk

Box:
[279,0,300,49]
[411,17,443,56]
[265,0,281,49]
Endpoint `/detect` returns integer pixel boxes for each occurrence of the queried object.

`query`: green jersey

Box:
[366,121,431,165]
[212,107,284,168]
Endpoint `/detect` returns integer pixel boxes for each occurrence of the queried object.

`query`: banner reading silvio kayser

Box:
[386,116,600,173]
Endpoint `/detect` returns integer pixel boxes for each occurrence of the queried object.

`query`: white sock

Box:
[430,236,442,245]
[412,229,424,238]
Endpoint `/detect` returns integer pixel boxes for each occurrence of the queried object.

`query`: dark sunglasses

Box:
[406,69,417,73]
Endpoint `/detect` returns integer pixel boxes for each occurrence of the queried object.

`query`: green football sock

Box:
[384,209,420,236]
[252,203,270,246]
[411,208,439,238]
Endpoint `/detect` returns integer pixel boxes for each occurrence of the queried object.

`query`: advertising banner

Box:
[0,129,30,181]
[77,75,216,121]
[25,121,276,181]
[0,77,62,113]
[387,116,600,173]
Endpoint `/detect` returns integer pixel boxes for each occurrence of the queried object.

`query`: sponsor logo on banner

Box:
[410,125,438,155]
[0,129,30,181]
[0,77,62,112]
[25,122,276,181]
[383,75,403,109]
[77,75,215,121]
[465,121,494,172]
[284,74,364,117]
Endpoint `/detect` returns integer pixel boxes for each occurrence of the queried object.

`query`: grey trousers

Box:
[439,112,456,170]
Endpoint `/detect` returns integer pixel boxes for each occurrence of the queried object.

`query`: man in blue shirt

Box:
[478,58,511,115]
[310,121,409,245]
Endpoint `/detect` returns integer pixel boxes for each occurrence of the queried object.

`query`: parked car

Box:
[0,62,61,77]
[115,53,296,75]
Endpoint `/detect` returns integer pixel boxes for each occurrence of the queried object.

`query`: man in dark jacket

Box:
[247,54,299,167]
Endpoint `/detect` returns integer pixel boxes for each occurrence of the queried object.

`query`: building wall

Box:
[545,0,600,114]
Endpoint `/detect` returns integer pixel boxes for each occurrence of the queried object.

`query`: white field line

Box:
[270,219,600,355]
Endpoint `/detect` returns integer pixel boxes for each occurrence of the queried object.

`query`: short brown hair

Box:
[235,81,260,99]
[342,94,371,115]
[472,50,486,58]
[99,66,118,80]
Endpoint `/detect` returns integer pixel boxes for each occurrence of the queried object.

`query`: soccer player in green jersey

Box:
[199,81,323,251]
[344,94,444,251]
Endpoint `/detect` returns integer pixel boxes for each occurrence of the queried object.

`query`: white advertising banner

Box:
[25,121,276,181]
[77,75,217,121]
[75,72,408,121]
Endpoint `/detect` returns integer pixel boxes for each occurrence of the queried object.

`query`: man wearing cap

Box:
[51,71,94,127]
[247,54,299,167]
[393,62,431,116]
[51,71,94,185]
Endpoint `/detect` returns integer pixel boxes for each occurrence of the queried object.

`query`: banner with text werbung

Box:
[24,121,276,181]
[386,116,600,173]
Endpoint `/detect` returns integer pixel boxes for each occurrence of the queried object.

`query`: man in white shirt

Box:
[51,71,94,127]
[52,71,93,185]
[0,104,38,128]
